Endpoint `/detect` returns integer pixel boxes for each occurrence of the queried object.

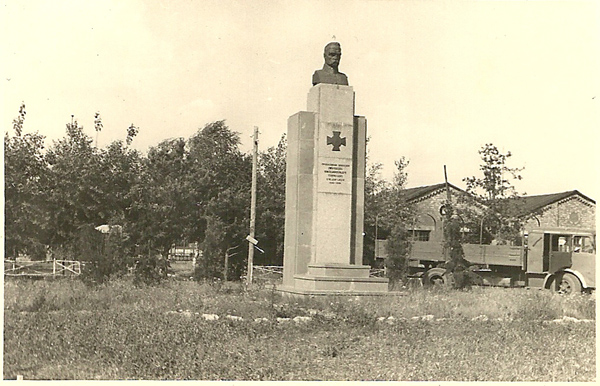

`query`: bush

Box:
[384,225,411,285]
[447,265,483,291]
[193,255,223,281]
[133,253,170,286]
[78,225,131,286]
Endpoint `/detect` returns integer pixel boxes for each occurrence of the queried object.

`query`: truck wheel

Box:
[423,268,448,287]
[554,272,582,295]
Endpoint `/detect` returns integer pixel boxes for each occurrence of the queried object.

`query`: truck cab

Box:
[525,229,595,293]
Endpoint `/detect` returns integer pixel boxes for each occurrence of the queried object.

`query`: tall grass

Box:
[3,277,595,380]
[5,278,594,321]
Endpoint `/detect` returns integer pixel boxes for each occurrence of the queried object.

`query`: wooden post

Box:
[224,250,229,282]
[246,126,258,284]
[443,165,450,261]
[444,165,451,203]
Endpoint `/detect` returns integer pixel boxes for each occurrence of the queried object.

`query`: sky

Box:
[2,0,599,199]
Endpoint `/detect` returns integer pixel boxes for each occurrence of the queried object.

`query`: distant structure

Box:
[517,190,595,231]
[312,42,349,86]
[374,183,595,259]
[386,183,595,249]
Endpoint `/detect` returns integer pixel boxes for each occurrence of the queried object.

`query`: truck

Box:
[384,227,595,294]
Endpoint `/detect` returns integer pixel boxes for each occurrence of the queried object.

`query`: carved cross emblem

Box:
[327,131,346,151]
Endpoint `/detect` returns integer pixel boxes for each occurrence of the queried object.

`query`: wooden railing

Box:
[4,259,81,277]
[53,260,82,275]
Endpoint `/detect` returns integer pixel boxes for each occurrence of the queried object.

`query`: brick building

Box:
[374,182,480,259]
[518,190,596,233]
[404,184,595,240]
[375,183,595,259]
[403,182,478,243]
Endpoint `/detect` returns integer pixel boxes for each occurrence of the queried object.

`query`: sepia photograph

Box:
[2,0,597,381]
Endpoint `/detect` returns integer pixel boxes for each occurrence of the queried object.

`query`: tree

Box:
[45,118,106,254]
[12,102,26,137]
[78,224,131,286]
[441,209,481,290]
[126,121,251,280]
[98,140,143,226]
[363,161,390,267]
[94,111,103,147]
[127,137,192,257]
[384,158,415,283]
[255,134,287,265]
[194,214,228,280]
[462,143,525,244]
[187,121,252,280]
[126,123,139,146]
[362,156,415,280]
[4,103,50,259]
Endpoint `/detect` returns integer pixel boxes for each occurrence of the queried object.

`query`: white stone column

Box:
[308,84,355,265]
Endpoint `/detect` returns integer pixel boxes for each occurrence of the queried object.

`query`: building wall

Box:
[410,188,473,242]
[409,190,595,246]
[524,195,595,232]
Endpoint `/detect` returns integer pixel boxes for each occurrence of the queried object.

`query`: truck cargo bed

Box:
[410,241,523,267]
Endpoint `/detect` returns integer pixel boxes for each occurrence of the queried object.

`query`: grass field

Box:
[3,277,596,380]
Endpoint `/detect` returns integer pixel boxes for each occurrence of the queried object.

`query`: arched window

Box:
[410,213,437,241]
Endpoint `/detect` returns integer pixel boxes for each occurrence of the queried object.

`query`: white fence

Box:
[4,259,81,277]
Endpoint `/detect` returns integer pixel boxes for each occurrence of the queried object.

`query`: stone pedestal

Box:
[279,84,389,296]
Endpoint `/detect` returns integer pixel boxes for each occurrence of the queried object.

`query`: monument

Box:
[279,42,389,296]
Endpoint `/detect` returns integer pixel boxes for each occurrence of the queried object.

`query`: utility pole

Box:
[444,165,451,204]
[246,126,259,284]
[442,165,450,260]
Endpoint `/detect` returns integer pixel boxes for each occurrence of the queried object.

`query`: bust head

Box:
[323,42,342,70]
[312,42,348,86]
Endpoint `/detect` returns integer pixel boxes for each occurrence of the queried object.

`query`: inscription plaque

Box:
[318,159,352,194]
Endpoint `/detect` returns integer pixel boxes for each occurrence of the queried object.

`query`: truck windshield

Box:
[573,236,595,253]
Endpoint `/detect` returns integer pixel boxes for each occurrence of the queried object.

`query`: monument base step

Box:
[277,268,390,296]
[307,263,371,278]
[277,284,400,297]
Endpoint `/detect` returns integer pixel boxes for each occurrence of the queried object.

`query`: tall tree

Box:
[4,103,50,259]
[45,118,106,253]
[187,121,252,279]
[99,140,143,226]
[381,157,415,282]
[363,161,391,266]
[462,143,525,244]
[255,134,287,265]
[126,121,251,279]
[128,137,192,256]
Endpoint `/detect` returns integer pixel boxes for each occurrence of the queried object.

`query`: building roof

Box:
[403,182,466,202]
[515,190,595,214]
[403,183,595,215]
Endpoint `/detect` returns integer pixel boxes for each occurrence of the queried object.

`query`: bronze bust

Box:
[312,42,349,86]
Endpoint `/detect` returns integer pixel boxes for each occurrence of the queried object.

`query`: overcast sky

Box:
[2,0,599,198]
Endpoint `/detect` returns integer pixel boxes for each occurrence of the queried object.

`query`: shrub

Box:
[78,225,131,286]
[133,253,170,286]
[384,225,411,285]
